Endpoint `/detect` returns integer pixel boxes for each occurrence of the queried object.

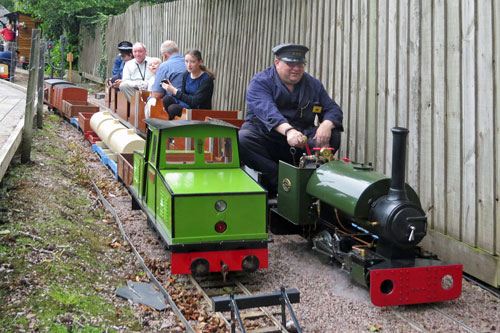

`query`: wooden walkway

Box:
[0,80,26,183]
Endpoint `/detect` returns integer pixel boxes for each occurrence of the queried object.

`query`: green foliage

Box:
[14,0,136,39]
[45,39,63,76]
[0,0,16,11]
[142,0,175,3]
[97,20,108,81]
[13,0,137,71]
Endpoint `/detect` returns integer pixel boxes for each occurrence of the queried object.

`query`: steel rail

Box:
[86,165,195,333]
[463,274,500,298]
[187,275,231,327]
[233,280,290,332]
[430,305,479,333]
[190,274,291,332]
[389,308,430,333]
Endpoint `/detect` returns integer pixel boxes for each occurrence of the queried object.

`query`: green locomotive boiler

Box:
[271,127,462,306]
[130,119,270,276]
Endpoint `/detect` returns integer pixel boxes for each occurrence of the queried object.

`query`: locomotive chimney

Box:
[388,127,409,201]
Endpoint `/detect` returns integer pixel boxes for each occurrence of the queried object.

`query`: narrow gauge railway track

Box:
[85,165,195,332]
[464,274,500,298]
[389,304,481,333]
[189,275,295,332]
[282,235,480,333]
[429,305,480,333]
[389,308,429,333]
[86,162,296,332]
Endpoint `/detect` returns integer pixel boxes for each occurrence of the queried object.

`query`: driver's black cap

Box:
[272,43,309,62]
[117,41,133,51]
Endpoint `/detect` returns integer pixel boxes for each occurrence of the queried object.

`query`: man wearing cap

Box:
[112,41,133,75]
[239,43,343,196]
[119,42,154,101]
[107,41,133,87]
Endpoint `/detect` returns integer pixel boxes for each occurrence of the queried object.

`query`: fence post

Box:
[37,40,46,129]
[21,29,41,164]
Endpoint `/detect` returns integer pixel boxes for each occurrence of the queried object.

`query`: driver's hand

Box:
[286,129,305,149]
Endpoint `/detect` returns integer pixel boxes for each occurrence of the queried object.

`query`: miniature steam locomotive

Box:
[270,127,462,306]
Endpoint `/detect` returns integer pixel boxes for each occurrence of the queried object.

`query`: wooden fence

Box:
[80,0,500,287]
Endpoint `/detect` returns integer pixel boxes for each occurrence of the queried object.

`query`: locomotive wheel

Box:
[241,255,260,273]
[190,258,210,276]
[131,196,141,210]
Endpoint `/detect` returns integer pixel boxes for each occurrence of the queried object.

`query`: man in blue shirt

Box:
[239,43,343,196]
[151,40,186,108]
[111,54,123,76]
[107,41,133,87]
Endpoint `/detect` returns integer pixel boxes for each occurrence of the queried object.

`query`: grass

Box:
[0,113,144,332]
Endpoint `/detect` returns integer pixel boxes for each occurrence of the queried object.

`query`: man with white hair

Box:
[119,42,153,101]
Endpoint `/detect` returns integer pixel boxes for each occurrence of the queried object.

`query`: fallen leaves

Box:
[368,324,382,332]
[145,258,170,276]
[124,273,150,283]
[108,241,122,248]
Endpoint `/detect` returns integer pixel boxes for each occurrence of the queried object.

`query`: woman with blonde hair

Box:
[161,50,214,119]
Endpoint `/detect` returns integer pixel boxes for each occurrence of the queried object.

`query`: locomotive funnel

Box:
[388,127,409,201]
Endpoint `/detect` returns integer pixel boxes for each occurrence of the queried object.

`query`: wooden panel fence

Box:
[80,0,500,287]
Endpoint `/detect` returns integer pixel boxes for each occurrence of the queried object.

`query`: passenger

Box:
[106,41,133,88]
[146,57,162,91]
[145,41,186,117]
[119,42,153,101]
[111,54,123,75]
[0,24,16,50]
[111,52,133,88]
[150,40,186,99]
[111,41,133,76]
[238,43,343,196]
[161,50,215,120]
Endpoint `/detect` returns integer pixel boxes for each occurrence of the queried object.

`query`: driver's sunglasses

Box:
[282,60,306,68]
